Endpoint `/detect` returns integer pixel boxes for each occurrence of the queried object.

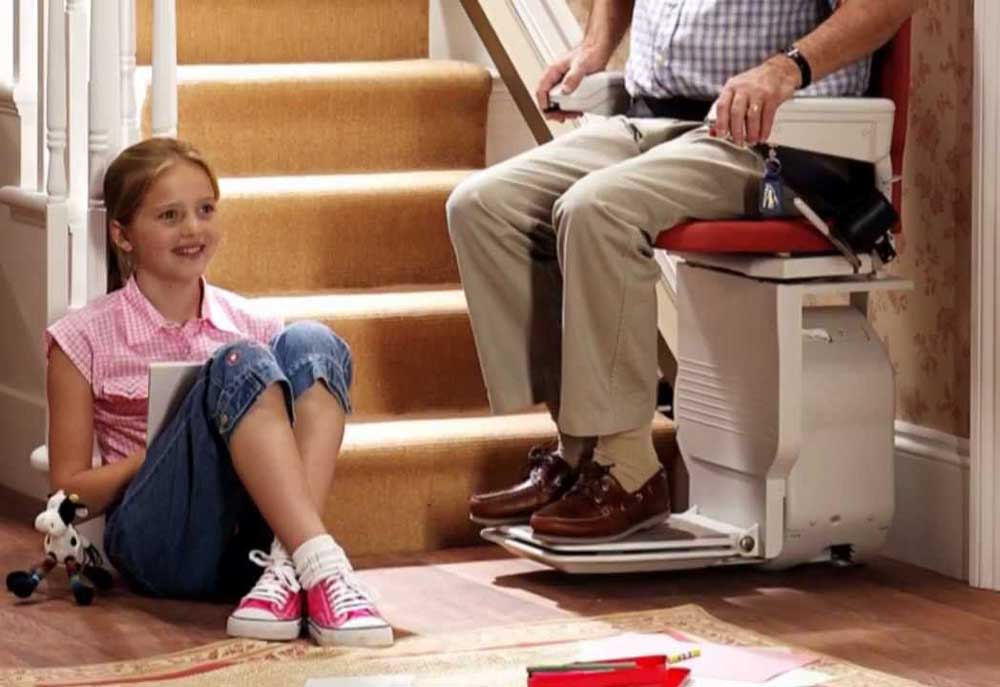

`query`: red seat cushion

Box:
[655,218,835,254]
[656,23,911,257]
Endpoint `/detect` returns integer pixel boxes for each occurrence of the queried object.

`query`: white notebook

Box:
[146,361,203,447]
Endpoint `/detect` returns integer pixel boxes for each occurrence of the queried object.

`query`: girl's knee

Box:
[206,340,283,417]
[272,321,352,383]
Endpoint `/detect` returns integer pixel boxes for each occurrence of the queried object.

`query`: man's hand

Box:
[712,55,801,146]
[536,45,612,122]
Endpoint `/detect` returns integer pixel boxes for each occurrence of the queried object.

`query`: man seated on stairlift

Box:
[446,0,919,544]
[44,138,393,647]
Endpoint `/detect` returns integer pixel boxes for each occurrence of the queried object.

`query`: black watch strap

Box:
[783,46,812,89]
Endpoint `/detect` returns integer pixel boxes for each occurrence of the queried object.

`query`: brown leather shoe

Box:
[529,462,670,543]
[469,444,581,526]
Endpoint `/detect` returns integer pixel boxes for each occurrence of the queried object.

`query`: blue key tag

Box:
[759,147,784,217]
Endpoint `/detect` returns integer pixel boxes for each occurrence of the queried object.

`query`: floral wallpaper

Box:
[566,0,973,437]
[870,0,973,438]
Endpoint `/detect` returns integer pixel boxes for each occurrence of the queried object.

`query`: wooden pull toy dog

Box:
[6,490,112,605]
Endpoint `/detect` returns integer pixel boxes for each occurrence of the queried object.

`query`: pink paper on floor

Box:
[573,633,817,684]
[682,641,817,682]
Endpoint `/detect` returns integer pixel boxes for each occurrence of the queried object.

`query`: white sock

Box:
[269,538,290,563]
[292,534,349,590]
[594,424,661,493]
[558,432,595,468]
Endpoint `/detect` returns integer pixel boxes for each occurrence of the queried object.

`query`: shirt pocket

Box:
[98,375,149,419]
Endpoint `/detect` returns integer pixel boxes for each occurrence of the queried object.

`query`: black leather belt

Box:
[627,95,714,122]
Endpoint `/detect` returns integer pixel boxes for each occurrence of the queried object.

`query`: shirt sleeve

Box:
[44,315,95,387]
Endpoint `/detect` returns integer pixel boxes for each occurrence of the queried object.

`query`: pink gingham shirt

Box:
[45,277,283,465]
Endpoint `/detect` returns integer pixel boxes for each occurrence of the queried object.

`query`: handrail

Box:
[458,0,578,145]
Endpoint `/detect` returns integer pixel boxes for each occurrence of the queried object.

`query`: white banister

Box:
[151,0,177,137]
[120,0,138,146]
[45,0,70,323]
[89,0,120,201]
[66,0,90,308]
[88,0,120,300]
[45,0,68,202]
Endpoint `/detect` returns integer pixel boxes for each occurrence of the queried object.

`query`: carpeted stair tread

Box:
[136,0,428,65]
[209,171,472,293]
[139,61,492,176]
[253,290,489,417]
[328,412,679,555]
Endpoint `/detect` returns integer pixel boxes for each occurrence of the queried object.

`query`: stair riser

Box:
[306,312,490,418]
[326,429,682,556]
[136,0,428,65]
[208,181,464,293]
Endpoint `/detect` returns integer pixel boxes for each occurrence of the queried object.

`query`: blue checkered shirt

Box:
[625,0,872,98]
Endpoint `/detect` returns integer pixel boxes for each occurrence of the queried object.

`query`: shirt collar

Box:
[121,276,242,345]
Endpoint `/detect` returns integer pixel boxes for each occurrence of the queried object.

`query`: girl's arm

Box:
[48,343,144,516]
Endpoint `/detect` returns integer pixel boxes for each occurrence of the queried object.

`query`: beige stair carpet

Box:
[209,171,469,293]
[140,61,492,176]
[136,0,428,65]
[254,290,489,418]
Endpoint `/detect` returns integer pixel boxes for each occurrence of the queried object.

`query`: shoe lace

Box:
[245,549,300,604]
[525,443,560,479]
[322,549,379,616]
[565,461,614,504]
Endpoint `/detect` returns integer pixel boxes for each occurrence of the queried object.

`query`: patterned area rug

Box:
[1,604,927,687]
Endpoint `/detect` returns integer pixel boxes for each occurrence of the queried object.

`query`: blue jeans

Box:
[104,321,353,599]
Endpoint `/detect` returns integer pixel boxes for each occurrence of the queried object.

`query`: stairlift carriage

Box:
[482,27,912,573]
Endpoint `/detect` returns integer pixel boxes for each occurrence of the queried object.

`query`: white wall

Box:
[0,0,13,86]
[429,0,537,165]
[0,198,50,499]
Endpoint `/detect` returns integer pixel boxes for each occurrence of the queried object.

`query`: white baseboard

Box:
[0,383,47,499]
[884,420,970,580]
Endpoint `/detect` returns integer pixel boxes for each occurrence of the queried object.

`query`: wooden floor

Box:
[3,489,1000,686]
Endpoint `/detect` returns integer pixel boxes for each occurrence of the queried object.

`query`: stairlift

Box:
[482,29,912,574]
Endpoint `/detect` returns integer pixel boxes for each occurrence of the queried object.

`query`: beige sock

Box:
[594,424,661,493]
[557,432,596,468]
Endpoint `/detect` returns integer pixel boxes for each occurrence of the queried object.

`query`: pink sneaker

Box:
[226,549,302,641]
[306,562,393,647]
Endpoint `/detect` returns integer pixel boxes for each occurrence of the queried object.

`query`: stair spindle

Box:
[120,0,138,147]
[89,0,120,299]
[45,0,69,321]
[151,0,177,137]
[45,0,67,202]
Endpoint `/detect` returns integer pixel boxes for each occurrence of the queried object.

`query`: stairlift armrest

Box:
[706,97,896,164]
[547,71,629,117]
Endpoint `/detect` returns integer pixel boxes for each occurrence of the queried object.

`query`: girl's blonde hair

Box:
[104,138,220,290]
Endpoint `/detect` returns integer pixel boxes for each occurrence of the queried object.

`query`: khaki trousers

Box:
[446,116,763,437]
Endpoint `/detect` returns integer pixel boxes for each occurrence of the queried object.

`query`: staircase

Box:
[135,0,677,557]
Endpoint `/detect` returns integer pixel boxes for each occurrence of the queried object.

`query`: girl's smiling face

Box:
[112,159,221,285]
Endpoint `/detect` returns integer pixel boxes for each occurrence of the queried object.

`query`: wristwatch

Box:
[781,46,812,89]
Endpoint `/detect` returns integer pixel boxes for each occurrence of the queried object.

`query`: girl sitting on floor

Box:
[44,137,392,647]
